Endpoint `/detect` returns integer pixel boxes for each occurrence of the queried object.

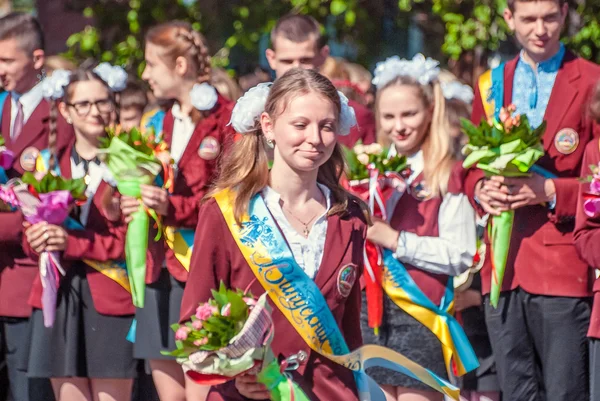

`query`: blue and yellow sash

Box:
[382,251,478,376]
[144,110,194,271]
[36,149,131,293]
[479,63,505,122]
[214,188,460,400]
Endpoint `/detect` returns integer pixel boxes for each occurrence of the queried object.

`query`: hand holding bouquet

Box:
[343,142,410,335]
[0,172,86,326]
[461,105,546,307]
[98,127,172,307]
[166,283,310,400]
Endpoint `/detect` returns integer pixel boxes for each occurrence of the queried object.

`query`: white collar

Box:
[171,103,192,121]
[12,82,44,117]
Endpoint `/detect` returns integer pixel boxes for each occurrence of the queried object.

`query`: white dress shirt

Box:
[70,156,113,227]
[262,184,331,279]
[10,82,44,137]
[386,150,477,276]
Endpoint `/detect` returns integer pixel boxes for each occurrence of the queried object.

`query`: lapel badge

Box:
[19,146,40,172]
[409,180,432,201]
[198,136,220,161]
[337,263,357,298]
[554,128,579,155]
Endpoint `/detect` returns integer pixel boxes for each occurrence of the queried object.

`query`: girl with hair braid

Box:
[119,20,235,401]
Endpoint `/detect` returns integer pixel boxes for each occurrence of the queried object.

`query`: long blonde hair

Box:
[375,76,455,197]
[209,68,368,224]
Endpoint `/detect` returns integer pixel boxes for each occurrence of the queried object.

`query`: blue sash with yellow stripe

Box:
[382,250,478,376]
[214,189,460,400]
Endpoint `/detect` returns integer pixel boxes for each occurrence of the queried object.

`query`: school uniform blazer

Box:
[0,96,73,317]
[464,50,600,297]
[146,95,235,284]
[337,99,376,148]
[180,196,367,401]
[23,139,134,316]
[574,139,600,338]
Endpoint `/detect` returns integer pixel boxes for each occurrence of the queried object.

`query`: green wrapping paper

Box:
[489,210,514,308]
[258,360,310,401]
[98,136,162,308]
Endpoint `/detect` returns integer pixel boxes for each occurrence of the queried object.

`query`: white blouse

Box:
[170,104,195,166]
[261,184,331,279]
[386,150,477,277]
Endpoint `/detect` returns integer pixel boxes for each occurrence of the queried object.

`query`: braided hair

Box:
[145,21,212,84]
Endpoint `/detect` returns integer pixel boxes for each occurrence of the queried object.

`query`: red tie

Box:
[12,99,23,139]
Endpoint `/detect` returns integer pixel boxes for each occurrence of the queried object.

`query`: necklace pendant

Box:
[303,227,309,237]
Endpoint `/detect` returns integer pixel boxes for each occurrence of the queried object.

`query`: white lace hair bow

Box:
[93,62,128,92]
[190,82,218,111]
[372,54,440,89]
[41,69,72,100]
[441,81,474,104]
[229,82,356,136]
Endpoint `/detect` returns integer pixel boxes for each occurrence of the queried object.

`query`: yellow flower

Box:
[357,153,370,165]
[353,144,365,154]
[365,143,383,155]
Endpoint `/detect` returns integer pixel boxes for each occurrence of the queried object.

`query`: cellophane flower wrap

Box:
[342,142,410,335]
[0,172,86,327]
[98,127,172,308]
[165,282,310,400]
[461,105,546,308]
[582,163,600,217]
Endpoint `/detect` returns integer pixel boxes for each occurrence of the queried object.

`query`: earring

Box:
[66,117,72,124]
[266,138,275,148]
[37,68,46,82]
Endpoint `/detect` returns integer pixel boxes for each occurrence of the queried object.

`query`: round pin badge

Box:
[337,264,357,298]
[19,146,39,172]
[198,136,220,161]
[554,128,579,155]
[409,180,432,201]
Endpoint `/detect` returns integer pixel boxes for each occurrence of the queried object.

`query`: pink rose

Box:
[175,326,191,341]
[193,338,209,347]
[221,303,231,317]
[195,303,217,321]
[243,297,257,307]
[192,320,203,330]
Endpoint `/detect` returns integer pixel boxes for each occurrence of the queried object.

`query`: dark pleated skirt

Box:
[360,292,448,390]
[27,265,137,378]
[133,269,185,360]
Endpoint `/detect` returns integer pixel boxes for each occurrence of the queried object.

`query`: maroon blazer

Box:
[24,139,133,316]
[464,50,600,297]
[574,139,600,338]
[337,100,376,148]
[389,162,466,305]
[0,96,73,318]
[146,96,235,284]
[180,196,367,401]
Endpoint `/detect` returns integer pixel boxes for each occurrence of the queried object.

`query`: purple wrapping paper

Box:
[0,148,14,170]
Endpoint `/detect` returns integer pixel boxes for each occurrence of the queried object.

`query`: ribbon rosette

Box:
[165,283,310,400]
[461,105,547,308]
[342,143,410,334]
[98,127,171,308]
[0,173,86,327]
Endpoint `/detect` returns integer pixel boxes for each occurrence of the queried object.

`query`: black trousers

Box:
[1,318,54,401]
[484,288,590,401]
[590,339,600,401]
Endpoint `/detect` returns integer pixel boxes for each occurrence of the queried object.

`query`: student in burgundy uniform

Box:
[265,14,375,147]
[119,20,235,401]
[0,12,72,401]
[22,69,135,401]
[180,68,368,401]
[574,84,600,401]
[464,1,600,399]
[361,55,476,401]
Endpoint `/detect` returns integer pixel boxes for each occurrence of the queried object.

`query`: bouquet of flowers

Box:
[165,283,310,400]
[0,135,13,172]
[342,142,410,334]
[461,105,547,308]
[582,163,600,217]
[0,172,86,326]
[98,127,172,307]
